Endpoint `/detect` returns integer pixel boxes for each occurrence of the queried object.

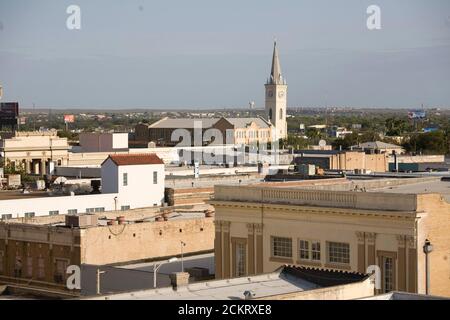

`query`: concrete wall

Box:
[258,276,375,300]
[79,133,128,153]
[81,217,214,265]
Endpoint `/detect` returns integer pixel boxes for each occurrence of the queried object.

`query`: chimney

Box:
[169,272,190,290]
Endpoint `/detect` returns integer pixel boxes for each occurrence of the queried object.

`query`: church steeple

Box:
[265,40,288,141]
[268,41,285,85]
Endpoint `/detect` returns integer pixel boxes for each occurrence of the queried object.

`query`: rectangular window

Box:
[271,236,292,258]
[384,257,394,293]
[123,172,128,186]
[327,242,350,264]
[299,240,321,262]
[235,243,246,277]
[68,209,77,215]
[0,251,3,274]
[86,208,95,213]
[55,259,68,284]
[27,256,33,277]
[311,241,321,261]
[299,240,310,260]
[49,210,59,216]
[121,205,130,211]
[95,207,105,212]
[153,171,158,184]
[1,214,13,220]
[37,257,45,279]
[24,212,35,218]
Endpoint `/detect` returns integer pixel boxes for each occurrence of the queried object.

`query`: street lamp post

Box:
[153,257,178,288]
[423,239,433,295]
[180,241,186,272]
[96,268,106,295]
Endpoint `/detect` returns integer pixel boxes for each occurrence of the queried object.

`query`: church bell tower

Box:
[265,41,287,141]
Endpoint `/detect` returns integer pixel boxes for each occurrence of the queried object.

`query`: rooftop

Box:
[84,266,369,300]
[149,117,219,129]
[105,153,164,166]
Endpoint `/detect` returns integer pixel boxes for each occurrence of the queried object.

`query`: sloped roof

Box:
[104,154,164,166]
[149,117,220,129]
[224,117,271,129]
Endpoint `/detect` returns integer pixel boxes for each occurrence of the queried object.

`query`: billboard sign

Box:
[64,114,75,123]
[408,110,426,119]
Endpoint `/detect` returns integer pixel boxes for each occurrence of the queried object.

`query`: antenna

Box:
[33,103,36,131]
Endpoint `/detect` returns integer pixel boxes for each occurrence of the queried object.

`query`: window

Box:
[235,243,246,277]
[49,210,59,216]
[123,172,128,186]
[26,256,33,277]
[95,207,105,212]
[0,251,4,274]
[14,255,22,278]
[121,205,130,211]
[327,242,350,264]
[280,109,283,120]
[1,214,12,220]
[299,240,309,260]
[37,257,45,279]
[383,257,394,293]
[312,241,321,261]
[24,212,35,218]
[153,171,158,184]
[68,209,77,215]
[299,240,321,262]
[54,259,68,284]
[271,237,292,258]
[86,208,95,213]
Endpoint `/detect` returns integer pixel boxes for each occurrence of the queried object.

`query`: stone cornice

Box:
[210,200,418,220]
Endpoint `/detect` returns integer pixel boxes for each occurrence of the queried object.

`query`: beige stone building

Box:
[295,150,389,172]
[135,116,272,147]
[210,177,450,297]
[0,131,69,175]
[0,207,214,293]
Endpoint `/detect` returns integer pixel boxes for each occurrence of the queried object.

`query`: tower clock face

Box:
[278,91,285,98]
[267,90,274,98]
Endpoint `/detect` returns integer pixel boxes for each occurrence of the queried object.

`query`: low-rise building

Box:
[0,206,214,294]
[78,132,129,153]
[210,177,450,297]
[135,116,273,147]
[83,265,376,300]
[0,130,69,175]
[351,141,405,155]
[294,150,389,172]
[0,154,165,219]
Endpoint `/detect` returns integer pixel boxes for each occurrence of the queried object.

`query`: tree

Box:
[403,131,448,155]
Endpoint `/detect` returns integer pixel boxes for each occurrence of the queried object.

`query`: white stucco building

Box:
[0,154,165,219]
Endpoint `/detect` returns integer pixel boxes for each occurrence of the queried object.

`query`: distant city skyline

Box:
[0,0,450,109]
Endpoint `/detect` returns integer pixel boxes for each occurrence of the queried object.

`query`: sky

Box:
[0,0,450,109]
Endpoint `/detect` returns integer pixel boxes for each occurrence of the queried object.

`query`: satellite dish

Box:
[54,176,68,185]
[319,140,327,147]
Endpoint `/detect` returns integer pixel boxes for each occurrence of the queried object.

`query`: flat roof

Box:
[84,266,368,300]
[370,179,450,202]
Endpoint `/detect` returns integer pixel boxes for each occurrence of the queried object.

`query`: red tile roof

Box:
[105,154,164,166]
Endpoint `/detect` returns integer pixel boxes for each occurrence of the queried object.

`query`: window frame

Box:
[271,236,293,259]
[326,241,350,265]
